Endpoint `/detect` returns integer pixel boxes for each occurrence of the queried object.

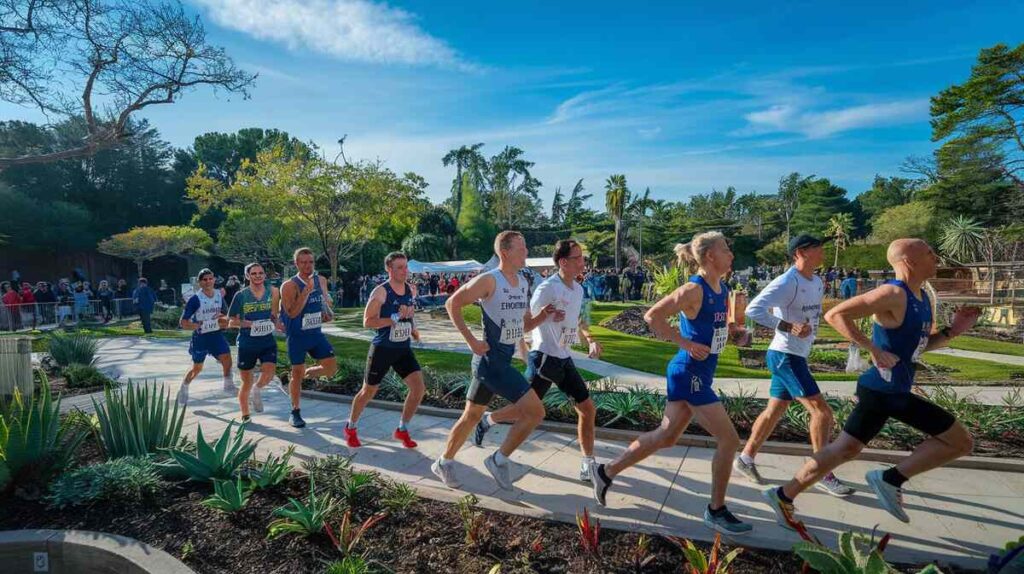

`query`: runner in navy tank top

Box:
[589,231,754,536]
[279,247,338,428]
[764,238,981,527]
[176,268,234,407]
[227,263,282,422]
[345,251,426,449]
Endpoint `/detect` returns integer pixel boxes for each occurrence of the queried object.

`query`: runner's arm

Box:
[319,275,334,320]
[445,274,493,350]
[227,292,244,329]
[179,296,202,331]
[362,286,393,329]
[924,306,982,352]
[746,273,800,332]
[644,283,703,351]
[280,280,305,319]
[824,284,902,354]
[270,287,280,323]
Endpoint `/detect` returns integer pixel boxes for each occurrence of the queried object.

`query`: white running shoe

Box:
[223,377,238,394]
[485,452,513,490]
[815,472,854,497]
[250,386,264,413]
[733,456,766,485]
[865,469,910,523]
[579,459,594,482]
[431,459,461,489]
[176,384,189,406]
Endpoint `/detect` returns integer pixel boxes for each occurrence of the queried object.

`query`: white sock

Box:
[439,456,453,466]
[484,412,495,426]
[347,420,357,429]
[740,453,755,465]
[493,451,508,466]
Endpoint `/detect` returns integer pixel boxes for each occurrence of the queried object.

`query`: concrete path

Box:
[932,347,1024,366]
[67,336,1024,570]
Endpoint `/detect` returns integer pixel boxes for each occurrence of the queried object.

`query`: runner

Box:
[431,231,558,490]
[473,239,604,482]
[763,238,980,526]
[588,231,753,535]
[176,269,234,406]
[280,247,338,428]
[344,251,426,448]
[734,235,853,497]
[227,263,282,422]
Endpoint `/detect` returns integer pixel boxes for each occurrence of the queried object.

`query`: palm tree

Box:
[441,143,486,224]
[605,174,630,270]
[489,146,541,228]
[551,187,566,224]
[825,212,854,268]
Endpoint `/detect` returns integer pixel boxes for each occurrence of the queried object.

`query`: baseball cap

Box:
[787,234,825,256]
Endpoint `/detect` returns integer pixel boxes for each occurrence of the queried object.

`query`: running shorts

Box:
[526,351,589,403]
[843,384,957,444]
[364,344,421,385]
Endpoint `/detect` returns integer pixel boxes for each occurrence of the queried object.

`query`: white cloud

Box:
[194,0,466,68]
[743,99,929,138]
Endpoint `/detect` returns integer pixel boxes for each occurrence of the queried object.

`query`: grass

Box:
[947,334,1024,357]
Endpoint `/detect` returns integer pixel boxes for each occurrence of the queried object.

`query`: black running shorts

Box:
[843,384,957,445]
[364,344,421,386]
[526,351,590,403]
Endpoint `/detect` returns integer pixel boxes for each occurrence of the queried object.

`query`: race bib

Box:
[559,326,578,348]
[499,318,524,345]
[250,319,274,337]
[200,318,220,334]
[878,367,893,383]
[301,312,322,330]
[710,326,728,354]
[911,335,928,363]
[389,321,412,343]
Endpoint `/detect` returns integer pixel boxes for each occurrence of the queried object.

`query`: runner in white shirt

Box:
[735,234,853,497]
[473,239,604,481]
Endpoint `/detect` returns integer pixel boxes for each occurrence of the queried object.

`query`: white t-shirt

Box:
[530,274,584,359]
[745,266,823,358]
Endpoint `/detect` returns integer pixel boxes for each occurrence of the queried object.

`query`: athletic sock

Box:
[708,504,728,517]
[882,467,908,488]
[439,456,453,466]
[397,420,407,431]
[485,412,495,426]
[493,451,508,466]
[776,486,793,504]
[739,453,755,465]
[346,420,357,430]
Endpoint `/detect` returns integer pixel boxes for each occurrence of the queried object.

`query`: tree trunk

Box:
[136,259,144,280]
[614,219,622,270]
[453,165,464,225]
[328,246,339,301]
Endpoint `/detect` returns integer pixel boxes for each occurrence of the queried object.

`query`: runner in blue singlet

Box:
[227,262,282,422]
[176,268,234,406]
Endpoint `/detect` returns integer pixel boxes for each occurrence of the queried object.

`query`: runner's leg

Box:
[443,401,488,459]
[797,394,835,453]
[238,368,254,418]
[895,421,973,478]
[400,370,426,427]
[742,398,789,458]
[348,382,379,426]
[782,431,865,499]
[497,389,545,457]
[575,397,596,458]
[692,402,742,509]
[606,401,692,478]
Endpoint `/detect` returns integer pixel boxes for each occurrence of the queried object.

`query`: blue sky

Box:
[9,0,1024,209]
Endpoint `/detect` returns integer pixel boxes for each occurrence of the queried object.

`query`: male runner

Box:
[735,234,853,496]
[473,239,604,481]
[431,231,558,490]
[763,238,979,525]
[227,263,282,422]
[177,268,234,406]
[344,251,425,448]
[280,247,338,428]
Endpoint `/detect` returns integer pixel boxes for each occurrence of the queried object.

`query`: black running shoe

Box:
[473,415,492,447]
[289,409,306,428]
[590,461,612,507]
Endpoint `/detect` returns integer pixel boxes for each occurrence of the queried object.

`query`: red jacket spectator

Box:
[19,284,35,304]
[2,285,21,307]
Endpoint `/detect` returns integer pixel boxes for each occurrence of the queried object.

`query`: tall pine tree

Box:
[790,178,850,237]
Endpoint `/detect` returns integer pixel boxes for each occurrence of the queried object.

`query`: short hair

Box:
[293,247,314,262]
[494,230,524,255]
[384,251,408,269]
[244,263,264,278]
[553,239,580,266]
[197,268,214,281]
[138,277,148,284]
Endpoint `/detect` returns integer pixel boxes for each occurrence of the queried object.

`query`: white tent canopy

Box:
[482,256,555,271]
[406,259,484,274]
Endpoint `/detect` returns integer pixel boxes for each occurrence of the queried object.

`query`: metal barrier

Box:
[0,298,138,332]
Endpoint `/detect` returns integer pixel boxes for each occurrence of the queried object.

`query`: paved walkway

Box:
[325,318,1023,406]
[932,347,1024,366]
[70,337,1023,570]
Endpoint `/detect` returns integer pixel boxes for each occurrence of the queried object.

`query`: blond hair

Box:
[293,247,314,262]
[674,231,726,273]
[494,230,524,255]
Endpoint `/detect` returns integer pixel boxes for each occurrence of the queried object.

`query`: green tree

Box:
[756,237,789,266]
[563,179,596,229]
[825,213,854,267]
[456,173,497,262]
[98,226,212,277]
[216,210,309,276]
[441,143,487,226]
[550,187,566,224]
[488,146,543,228]
[605,174,630,269]
[417,206,458,258]
[187,128,309,184]
[869,202,938,244]
[401,233,447,262]
[0,184,94,250]
[856,175,920,220]
[790,178,850,237]
[777,172,812,242]
[735,192,779,240]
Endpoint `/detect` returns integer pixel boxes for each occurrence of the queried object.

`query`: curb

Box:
[301,389,1024,473]
[0,529,194,574]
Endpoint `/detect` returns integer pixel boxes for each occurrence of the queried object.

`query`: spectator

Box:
[605,268,620,302]
[18,282,36,327]
[448,275,460,294]
[840,272,858,300]
[133,278,158,334]
[73,283,90,322]
[96,280,115,322]
[114,278,130,317]
[55,281,74,325]
[158,279,177,306]
[1,281,21,330]
[223,275,241,309]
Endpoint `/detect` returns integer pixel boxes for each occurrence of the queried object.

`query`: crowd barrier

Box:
[0,298,138,332]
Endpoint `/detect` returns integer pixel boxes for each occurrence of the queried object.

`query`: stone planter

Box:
[0,530,193,573]
[737,347,767,369]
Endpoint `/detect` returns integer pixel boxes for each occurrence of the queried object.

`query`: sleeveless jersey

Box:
[372,282,415,348]
[230,286,274,344]
[183,290,225,338]
[670,275,729,381]
[284,275,326,337]
[859,280,932,394]
[477,268,529,363]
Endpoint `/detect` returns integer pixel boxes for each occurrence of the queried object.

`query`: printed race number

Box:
[301,312,322,330]
[250,319,274,337]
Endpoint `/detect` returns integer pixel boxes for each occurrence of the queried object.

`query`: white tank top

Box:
[478,268,529,361]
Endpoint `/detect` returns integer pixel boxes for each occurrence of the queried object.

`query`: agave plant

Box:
[164,421,259,482]
[92,382,186,460]
[653,265,682,298]
[202,475,253,513]
[47,331,99,367]
[325,509,388,556]
[268,476,338,539]
[0,381,88,497]
[246,446,294,490]
[793,530,943,574]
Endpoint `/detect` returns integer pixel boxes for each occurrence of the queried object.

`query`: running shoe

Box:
[431,459,461,489]
[703,505,753,535]
[485,452,513,490]
[240,414,251,424]
[289,409,306,428]
[761,487,797,531]
[815,472,855,497]
[589,461,612,507]
[176,384,189,406]
[223,377,238,395]
[276,377,291,397]
[250,386,264,413]
[579,459,594,482]
[394,427,417,448]
[865,469,910,523]
[473,414,492,447]
[344,425,362,448]
[733,456,765,485]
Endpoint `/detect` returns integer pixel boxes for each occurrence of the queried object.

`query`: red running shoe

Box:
[394,427,417,448]
[343,425,361,448]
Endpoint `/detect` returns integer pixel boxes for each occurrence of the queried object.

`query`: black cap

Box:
[788,234,824,256]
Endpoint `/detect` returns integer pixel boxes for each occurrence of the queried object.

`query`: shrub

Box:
[324,556,371,574]
[47,331,98,367]
[0,382,88,498]
[380,482,418,514]
[62,363,115,389]
[93,382,186,460]
[665,533,741,573]
[150,307,183,329]
[268,476,338,539]
[304,454,354,498]
[246,446,294,490]
[46,457,162,509]
[202,476,253,513]
[164,421,259,482]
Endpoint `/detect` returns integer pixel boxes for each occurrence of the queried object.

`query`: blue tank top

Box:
[670,275,729,381]
[231,287,274,345]
[859,280,932,394]
[284,275,325,337]
[372,282,415,348]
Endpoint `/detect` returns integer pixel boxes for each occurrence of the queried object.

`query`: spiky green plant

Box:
[164,421,259,482]
[92,382,186,459]
[202,476,253,513]
[47,331,98,367]
[268,476,338,539]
